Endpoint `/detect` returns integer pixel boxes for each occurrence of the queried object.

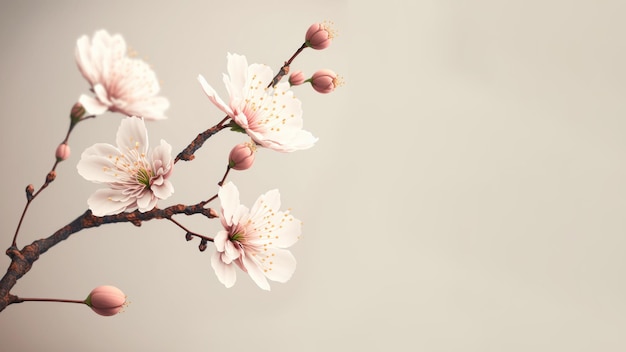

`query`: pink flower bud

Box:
[55,143,71,161]
[228,142,256,171]
[289,70,306,86]
[311,69,340,94]
[305,22,335,50]
[84,285,127,316]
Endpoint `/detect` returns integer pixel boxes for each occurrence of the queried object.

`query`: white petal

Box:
[263,248,297,283]
[87,188,135,216]
[136,191,156,212]
[79,94,109,115]
[218,182,240,226]
[271,211,302,248]
[214,230,229,252]
[151,139,173,172]
[124,96,170,120]
[223,240,240,262]
[211,251,237,288]
[75,35,98,84]
[249,189,281,220]
[231,204,250,227]
[241,254,270,291]
[225,53,249,102]
[245,63,274,94]
[116,117,148,153]
[93,83,113,106]
[198,74,234,117]
[151,180,174,200]
[77,143,123,183]
[100,32,126,86]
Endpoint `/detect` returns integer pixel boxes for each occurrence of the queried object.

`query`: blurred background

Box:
[1,1,625,351]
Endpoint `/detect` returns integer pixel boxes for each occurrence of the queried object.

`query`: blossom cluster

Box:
[61,23,338,301]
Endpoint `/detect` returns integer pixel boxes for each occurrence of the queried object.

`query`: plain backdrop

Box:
[1,1,625,351]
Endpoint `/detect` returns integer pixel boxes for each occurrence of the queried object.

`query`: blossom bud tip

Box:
[228,142,256,171]
[55,144,71,161]
[85,285,127,316]
[310,69,343,94]
[289,70,306,86]
[305,21,336,50]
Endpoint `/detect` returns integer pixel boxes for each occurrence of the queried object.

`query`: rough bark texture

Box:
[0,203,214,313]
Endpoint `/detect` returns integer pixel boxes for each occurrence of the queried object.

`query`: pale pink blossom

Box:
[85,285,127,316]
[77,117,174,216]
[198,53,317,152]
[211,182,301,290]
[75,29,169,120]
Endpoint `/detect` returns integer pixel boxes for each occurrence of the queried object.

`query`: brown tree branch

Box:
[0,202,216,313]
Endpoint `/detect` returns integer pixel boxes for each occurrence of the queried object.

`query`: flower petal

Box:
[241,254,270,291]
[75,35,99,84]
[79,94,109,115]
[151,180,174,200]
[211,251,237,288]
[77,143,123,183]
[249,189,281,221]
[262,248,297,283]
[198,74,234,117]
[115,116,148,154]
[214,230,229,252]
[270,211,301,248]
[87,188,135,216]
[136,191,156,212]
[225,53,249,102]
[218,182,240,227]
[123,96,170,120]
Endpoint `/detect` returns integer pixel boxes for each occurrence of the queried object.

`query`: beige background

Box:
[1,0,625,351]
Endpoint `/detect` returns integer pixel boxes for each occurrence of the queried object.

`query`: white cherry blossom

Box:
[77,117,174,216]
[75,29,169,120]
[211,182,301,290]
[198,53,317,152]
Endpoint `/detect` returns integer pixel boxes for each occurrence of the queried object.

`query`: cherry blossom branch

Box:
[269,43,307,88]
[0,201,217,313]
[175,116,230,163]
[11,113,95,248]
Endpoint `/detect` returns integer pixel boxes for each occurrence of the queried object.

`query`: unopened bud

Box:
[46,171,56,183]
[228,142,256,171]
[305,22,336,50]
[25,184,34,201]
[310,69,341,94]
[70,102,86,123]
[199,239,208,252]
[208,208,218,218]
[185,232,193,241]
[55,143,71,161]
[84,285,127,317]
[289,70,306,86]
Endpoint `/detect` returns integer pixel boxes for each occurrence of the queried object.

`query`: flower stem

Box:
[167,218,214,242]
[218,166,231,186]
[11,115,92,247]
[269,43,308,88]
[14,297,85,305]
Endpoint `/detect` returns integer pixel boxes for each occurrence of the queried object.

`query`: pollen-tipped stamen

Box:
[136,168,153,188]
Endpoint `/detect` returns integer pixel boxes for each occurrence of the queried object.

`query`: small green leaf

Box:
[226,121,247,134]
